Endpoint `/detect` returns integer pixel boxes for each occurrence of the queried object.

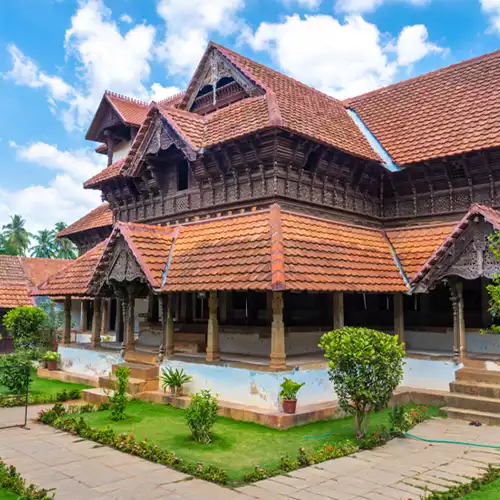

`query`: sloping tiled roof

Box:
[34,241,107,296]
[386,223,456,281]
[105,92,149,126]
[0,255,71,308]
[36,206,412,294]
[83,159,126,189]
[346,50,500,166]
[57,204,114,237]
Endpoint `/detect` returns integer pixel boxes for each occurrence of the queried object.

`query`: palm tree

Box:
[30,229,56,258]
[2,215,30,256]
[54,222,78,259]
[0,233,17,255]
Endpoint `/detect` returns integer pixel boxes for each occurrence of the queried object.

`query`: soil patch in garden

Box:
[79,400,440,482]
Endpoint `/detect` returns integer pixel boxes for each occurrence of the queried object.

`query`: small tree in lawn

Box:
[110,366,129,421]
[3,306,47,351]
[320,327,405,439]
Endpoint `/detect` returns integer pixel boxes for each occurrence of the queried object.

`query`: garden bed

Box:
[0,459,52,499]
[39,399,440,485]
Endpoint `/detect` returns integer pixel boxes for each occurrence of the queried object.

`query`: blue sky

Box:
[0,0,499,233]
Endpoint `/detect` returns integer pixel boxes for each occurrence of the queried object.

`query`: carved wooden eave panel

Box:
[86,97,124,142]
[126,114,197,179]
[414,219,500,292]
[183,48,264,112]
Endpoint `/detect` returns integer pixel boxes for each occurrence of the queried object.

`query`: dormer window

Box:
[177,160,189,191]
[190,76,248,115]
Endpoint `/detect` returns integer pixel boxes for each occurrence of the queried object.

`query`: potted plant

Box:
[280,377,305,414]
[43,351,61,371]
[160,367,192,396]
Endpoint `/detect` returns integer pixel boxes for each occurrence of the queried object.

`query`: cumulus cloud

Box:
[155,0,247,76]
[395,24,445,66]
[248,14,445,99]
[282,0,322,8]
[481,0,500,33]
[335,0,429,14]
[0,142,104,234]
[120,13,133,23]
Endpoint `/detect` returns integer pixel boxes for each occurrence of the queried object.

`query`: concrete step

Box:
[82,388,134,405]
[441,406,500,425]
[444,392,500,413]
[98,375,158,394]
[123,350,158,366]
[456,367,500,385]
[450,380,500,399]
[112,363,158,380]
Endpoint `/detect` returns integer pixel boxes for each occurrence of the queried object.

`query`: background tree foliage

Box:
[2,306,48,351]
[320,326,405,438]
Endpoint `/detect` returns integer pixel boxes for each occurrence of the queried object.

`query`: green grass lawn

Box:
[80,400,440,482]
[463,479,500,499]
[0,370,90,397]
[0,486,19,499]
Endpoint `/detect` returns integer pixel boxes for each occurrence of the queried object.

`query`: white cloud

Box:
[249,14,397,98]
[282,0,322,8]
[149,82,182,102]
[120,13,133,23]
[395,24,444,66]
[4,45,42,88]
[335,0,429,14]
[481,0,500,33]
[0,142,104,234]
[156,0,246,76]
[248,14,446,99]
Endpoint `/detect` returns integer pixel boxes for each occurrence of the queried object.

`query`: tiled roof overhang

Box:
[57,204,113,238]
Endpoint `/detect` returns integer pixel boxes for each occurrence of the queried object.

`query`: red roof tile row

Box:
[57,203,114,238]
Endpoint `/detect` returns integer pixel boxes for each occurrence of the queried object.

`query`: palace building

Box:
[35,43,500,415]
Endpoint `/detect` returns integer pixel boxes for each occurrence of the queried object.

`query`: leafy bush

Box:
[160,367,192,395]
[389,404,430,434]
[110,366,129,421]
[42,351,61,362]
[0,459,53,499]
[0,388,82,408]
[3,306,47,351]
[185,389,220,444]
[320,326,405,438]
[0,352,32,394]
[279,377,305,401]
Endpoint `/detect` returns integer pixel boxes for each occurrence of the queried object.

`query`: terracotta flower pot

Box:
[282,399,297,414]
[46,360,58,371]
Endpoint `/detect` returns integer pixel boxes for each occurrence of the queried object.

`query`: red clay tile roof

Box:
[158,105,207,151]
[83,159,126,188]
[57,204,113,237]
[34,241,107,296]
[346,50,500,166]
[386,223,456,282]
[0,255,71,307]
[36,206,416,294]
[105,92,149,126]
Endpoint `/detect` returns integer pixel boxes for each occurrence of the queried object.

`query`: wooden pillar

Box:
[394,292,405,345]
[100,299,109,338]
[90,297,102,348]
[115,298,123,342]
[60,296,72,345]
[450,280,466,361]
[160,294,175,362]
[332,292,344,330]
[180,292,187,323]
[219,291,228,324]
[123,291,135,351]
[80,300,88,333]
[206,291,220,362]
[270,291,286,370]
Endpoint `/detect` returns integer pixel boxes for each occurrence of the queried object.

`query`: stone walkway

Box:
[1,412,500,499]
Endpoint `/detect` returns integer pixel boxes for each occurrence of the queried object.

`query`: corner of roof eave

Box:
[346,108,400,172]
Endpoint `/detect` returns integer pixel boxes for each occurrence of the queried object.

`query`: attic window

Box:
[177,160,189,191]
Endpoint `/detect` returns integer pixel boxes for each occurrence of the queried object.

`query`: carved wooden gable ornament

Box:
[414,216,500,292]
[86,97,124,142]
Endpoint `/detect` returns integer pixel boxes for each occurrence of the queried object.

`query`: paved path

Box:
[1,412,500,499]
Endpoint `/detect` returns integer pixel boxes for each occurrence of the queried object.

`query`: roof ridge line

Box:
[161,225,181,289]
[266,91,283,127]
[269,203,286,291]
[382,231,411,291]
[105,90,148,106]
[344,49,500,105]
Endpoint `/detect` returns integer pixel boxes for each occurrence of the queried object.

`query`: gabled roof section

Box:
[346,49,500,166]
[20,258,72,287]
[93,221,176,289]
[34,241,107,296]
[57,204,113,237]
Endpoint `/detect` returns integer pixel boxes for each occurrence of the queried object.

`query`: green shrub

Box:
[160,367,192,395]
[110,366,129,421]
[0,352,32,394]
[185,389,220,444]
[320,326,405,438]
[42,351,61,362]
[0,459,53,499]
[279,377,305,401]
[2,306,47,351]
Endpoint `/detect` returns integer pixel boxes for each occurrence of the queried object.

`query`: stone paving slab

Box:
[1,411,500,499]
